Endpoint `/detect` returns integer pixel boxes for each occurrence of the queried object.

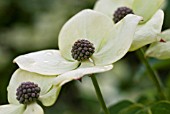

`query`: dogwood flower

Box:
[145,29,170,59]
[94,0,164,51]
[13,9,141,83]
[0,69,60,114]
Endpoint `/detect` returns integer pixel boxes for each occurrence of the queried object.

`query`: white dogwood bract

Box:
[146,29,170,59]
[1,11,141,114]
[94,0,164,51]
[3,10,141,114]
[14,9,142,77]
[0,69,61,114]
[130,10,164,51]
[14,50,79,75]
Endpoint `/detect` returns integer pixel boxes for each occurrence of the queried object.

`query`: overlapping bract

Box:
[146,29,170,59]
[0,9,142,114]
[0,69,60,114]
[14,9,142,76]
[94,0,164,51]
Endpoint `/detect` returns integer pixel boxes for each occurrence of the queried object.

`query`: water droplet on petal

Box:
[45,51,53,56]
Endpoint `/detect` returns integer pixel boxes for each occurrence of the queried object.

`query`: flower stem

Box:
[136,48,167,100]
[91,74,110,114]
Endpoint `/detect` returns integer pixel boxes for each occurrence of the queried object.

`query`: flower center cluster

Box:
[16,82,41,104]
[71,39,95,61]
[113,6,134,23]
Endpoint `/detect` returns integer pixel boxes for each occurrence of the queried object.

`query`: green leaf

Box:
[119,104,144,114]
[106,100,170,114]
[150,101,170,114]
[108,100,133,114]
[135,109,151,114]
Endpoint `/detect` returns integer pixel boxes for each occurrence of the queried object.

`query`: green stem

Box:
[91,75,110,114]
[136,48,166,100]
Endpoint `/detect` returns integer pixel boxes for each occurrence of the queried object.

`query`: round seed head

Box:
[113,6,134,23]
[71,39,95,61]
[16,82,41,104]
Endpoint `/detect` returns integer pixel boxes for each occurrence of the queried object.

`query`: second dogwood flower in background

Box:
[94,0,164,51]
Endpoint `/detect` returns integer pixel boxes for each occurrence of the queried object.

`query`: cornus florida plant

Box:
[13,9,142,81]
[0,69,60,114]
[94,0,164,51]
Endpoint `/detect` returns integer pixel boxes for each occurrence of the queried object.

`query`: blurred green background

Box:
[0,0,170,114]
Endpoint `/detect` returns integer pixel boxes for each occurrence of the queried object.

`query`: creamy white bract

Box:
[3,10,142,112]
[0,69,60,114]
[94,0,164,51]
[14,9,141,77]
[146,29,170,59]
